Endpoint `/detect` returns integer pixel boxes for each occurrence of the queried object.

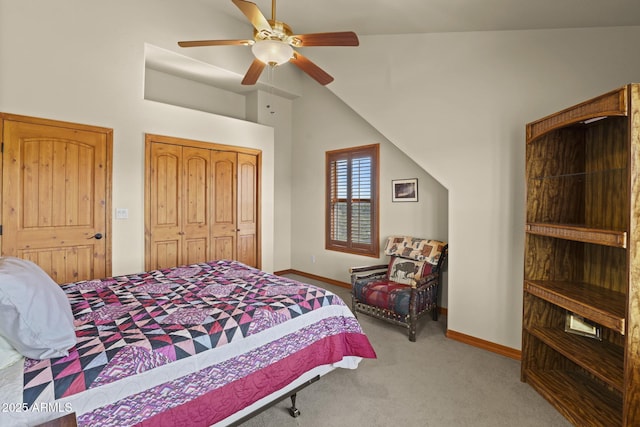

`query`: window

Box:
[326,144,379,257]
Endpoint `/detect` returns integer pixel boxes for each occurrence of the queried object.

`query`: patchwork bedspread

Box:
[15,260,376,426]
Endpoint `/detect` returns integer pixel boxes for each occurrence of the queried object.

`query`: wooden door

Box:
[146,141,214,270]
[147,142,182,270]
[1,114,111,283]
[237,153,258,267]
[182,146,212,264]
[211,151,237,261]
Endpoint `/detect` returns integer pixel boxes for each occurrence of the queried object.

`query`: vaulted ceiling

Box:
[208,0,640,35]
[151,0,640,96]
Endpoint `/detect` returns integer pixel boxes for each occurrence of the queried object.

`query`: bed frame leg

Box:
[288,393,301,418]
[227,376,319,426]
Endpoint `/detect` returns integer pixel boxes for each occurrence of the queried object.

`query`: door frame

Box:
[0,113,113,278]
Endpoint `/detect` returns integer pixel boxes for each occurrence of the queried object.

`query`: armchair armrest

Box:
[412,271,439,289]
[349,264,388,288]
[349,264,388,274]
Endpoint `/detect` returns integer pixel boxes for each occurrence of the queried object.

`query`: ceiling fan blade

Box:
[241,58,267,85]
[292,31,359,47]
[290,52,334,85]
[232,0,272,34]
[178,39,253,47]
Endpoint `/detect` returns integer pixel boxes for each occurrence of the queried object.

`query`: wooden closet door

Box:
[147,143,182,270]
[237,153,258,267]
[182,147,212,264]
[2,115,111,283]
[145,134,260,270]
[211,151,237,261]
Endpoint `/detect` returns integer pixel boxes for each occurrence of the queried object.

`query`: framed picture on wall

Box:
[564,312,602,340]
[392,178,418,202]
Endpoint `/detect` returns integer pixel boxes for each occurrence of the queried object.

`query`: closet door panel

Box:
[184,238,208,264]
[213,237,235,261]
[154,241,180,270]
[211,151,237,261]
[183,147,212,264]
[148,143,182,270]
[237,153,258,267]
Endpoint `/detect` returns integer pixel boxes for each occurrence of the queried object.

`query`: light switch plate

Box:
[115,208,129,219]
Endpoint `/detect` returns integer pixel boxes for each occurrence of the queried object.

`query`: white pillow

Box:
[0,257,76,359]
[0,334,23,369]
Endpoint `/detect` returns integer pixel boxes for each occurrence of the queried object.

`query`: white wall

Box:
[0,0,276,275]
[246,90,294,272]
[5,1,636,352]
[307,26,640,349]
[291,78,449,305]
[144,68,247,120]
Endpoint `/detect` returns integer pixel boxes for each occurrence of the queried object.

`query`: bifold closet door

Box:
[211,150,237,262]
[210,151,258,268]
[145,134,260,270]
[236,153,258,267]
[147,142,182,270]
[182,146,212,265]
[147,143,212,270]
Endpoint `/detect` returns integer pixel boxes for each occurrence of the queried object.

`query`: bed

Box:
[0,258,376,426]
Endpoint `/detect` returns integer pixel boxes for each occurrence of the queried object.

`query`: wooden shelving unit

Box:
[522,84,640,426]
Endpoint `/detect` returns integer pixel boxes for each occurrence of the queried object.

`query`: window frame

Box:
[325,143,379,257]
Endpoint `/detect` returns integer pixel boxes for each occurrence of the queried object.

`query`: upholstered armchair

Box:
[350,236,448,342]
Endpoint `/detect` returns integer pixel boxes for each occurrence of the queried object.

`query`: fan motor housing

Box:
[254,20,301,46]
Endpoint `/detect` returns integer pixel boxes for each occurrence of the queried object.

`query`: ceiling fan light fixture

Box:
[251,39,293,66]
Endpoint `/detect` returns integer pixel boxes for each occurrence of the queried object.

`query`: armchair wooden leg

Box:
[409,290,417,341]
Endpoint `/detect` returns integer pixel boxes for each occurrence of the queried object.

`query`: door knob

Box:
[90,233,103,240]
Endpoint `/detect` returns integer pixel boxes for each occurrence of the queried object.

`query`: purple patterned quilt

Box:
[20,260,376,426]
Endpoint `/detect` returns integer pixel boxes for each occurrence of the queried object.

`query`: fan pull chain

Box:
[268,65,275,102]
[266,65,276,117]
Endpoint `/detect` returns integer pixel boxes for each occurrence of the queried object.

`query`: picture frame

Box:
[392,178,418,202]
[564,312,602,341]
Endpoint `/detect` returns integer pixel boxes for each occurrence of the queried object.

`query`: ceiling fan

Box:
[178,0,359,86]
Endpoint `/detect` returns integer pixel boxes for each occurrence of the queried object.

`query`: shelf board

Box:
[524,368,622,427]
[524,280,626,334]
[527,326,624,391]
[528,167,626,181]
[526,223,627,248]
[526,86,627,143]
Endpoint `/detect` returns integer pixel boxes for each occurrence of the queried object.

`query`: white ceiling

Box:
[211,0,640,35]
[150,0,640,94]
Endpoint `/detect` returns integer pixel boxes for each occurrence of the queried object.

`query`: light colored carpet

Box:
[240,274,571,427]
